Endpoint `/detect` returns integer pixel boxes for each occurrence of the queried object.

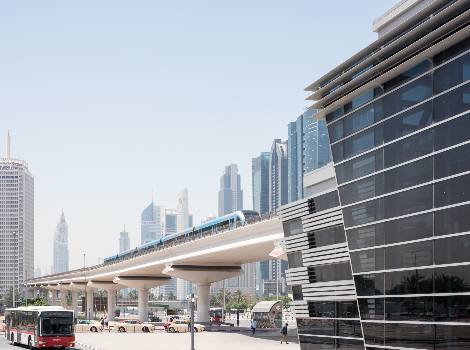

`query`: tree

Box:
[127,289,138,301]
[4,287,19,308]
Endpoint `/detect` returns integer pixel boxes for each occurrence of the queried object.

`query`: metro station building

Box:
[281,0,470,349]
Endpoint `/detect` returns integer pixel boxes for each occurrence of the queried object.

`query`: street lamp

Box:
[187,293,197,350]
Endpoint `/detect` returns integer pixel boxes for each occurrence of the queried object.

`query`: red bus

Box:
[209,307,223,324]
[5,306,75,349]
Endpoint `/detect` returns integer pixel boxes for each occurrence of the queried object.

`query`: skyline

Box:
[0,0,397,271]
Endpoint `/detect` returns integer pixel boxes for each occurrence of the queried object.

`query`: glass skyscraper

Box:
[290,1,470,349]
[252,152,270,215]
[288,110,331,202]
[218,164,243,216]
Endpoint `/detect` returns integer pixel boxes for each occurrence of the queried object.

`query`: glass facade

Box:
[252,152,270,215]
[306,3,470,349]
[332,37,470,350]
[288,110,331,202]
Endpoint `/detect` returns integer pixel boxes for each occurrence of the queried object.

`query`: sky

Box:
[0,0,397,272]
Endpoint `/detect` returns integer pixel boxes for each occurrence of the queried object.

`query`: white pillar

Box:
[61,291,68,308]
[86,290,94,320]
[138,288,149,322]
[71,291,79,316]
[106,290,116,321]
[196,283,210,323]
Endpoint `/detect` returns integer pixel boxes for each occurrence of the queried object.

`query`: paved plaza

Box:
[76,331,299,350]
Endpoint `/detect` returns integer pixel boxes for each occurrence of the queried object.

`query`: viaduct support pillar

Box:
[196,283,210,323]
[86,289,94,320]
[138,288,149,322]
[71,290,79,316]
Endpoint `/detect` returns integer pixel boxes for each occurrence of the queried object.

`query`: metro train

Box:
[103,210,260,264]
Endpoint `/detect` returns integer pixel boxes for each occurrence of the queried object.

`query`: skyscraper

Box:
[140,201,162,244]
[163,209,178,235]
[269,139,288,212]
[0,132,34,299]
[252,152,270,215]
[119,226,130,253]
[53,212,69,274]
[176,188,190,232]
[218,164,243,216]
[288,110,331,202]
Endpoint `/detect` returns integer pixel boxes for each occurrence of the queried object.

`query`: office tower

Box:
[252,152,270,215]
[119,226,130,253]
[288,110,331,202]
[163,209,178,235]
[140,201,162,244]
[176,188,190,232]
[176,279,193,300]
[299,1,470,349]
[211,263,256,297]
[218,164,243,216]
[0,132,34,299]
[269,139,288,213]
[53,212,69,274]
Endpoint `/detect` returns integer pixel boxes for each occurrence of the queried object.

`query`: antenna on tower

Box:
[6,130,11,159]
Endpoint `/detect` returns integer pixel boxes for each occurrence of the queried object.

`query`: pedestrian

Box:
[188,317,191,332]
[100,317,104,332]
[104,315,109,329]
[250,318,257,335]
[280,322,288,344]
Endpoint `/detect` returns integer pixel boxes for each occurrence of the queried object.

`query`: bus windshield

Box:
[40,312,73,336]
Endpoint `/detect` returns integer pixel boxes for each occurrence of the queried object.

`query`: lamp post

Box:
[188,293,197,350]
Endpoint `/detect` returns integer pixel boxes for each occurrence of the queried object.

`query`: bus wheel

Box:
[90,326,98,332]
[118,326,126,333]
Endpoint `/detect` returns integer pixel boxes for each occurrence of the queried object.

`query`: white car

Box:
[75,320,102,333]
[114,319,154,333]
[166,320,205,333]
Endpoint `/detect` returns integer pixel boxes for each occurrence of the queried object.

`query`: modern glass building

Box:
[288,110,331,202]
[270,139,288,212]
[140,201,161,244]
[301,1,470,349]
[218,164,243,216]
[252,152,271,215]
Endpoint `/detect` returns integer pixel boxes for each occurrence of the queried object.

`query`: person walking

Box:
[250,318,257,335]
[100,316,104,332]
[280,323,289,344]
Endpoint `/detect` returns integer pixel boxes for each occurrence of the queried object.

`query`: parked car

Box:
[115,319,154,333]
[166,320,205,333]
[75,319,102,332]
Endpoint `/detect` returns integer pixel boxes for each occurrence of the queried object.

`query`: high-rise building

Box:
[163,209,178,235]
[53,212,69,274]
[0,132,34,299]
[269,139,288,213]
[292,1,470,349]
[218,164,243,216]
[288,110,331,202]
[140,201,162,244]
[176,188,190,232]
[252,152,270,215]
[119,226,130,253]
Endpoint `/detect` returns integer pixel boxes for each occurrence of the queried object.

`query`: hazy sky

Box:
[0,0,396,272]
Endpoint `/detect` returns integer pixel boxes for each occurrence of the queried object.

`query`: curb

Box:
[76,341,101,350]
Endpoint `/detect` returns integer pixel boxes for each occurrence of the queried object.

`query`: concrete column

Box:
[86,289,94,320]
[138,288,149,322]
[196,283,210,323]
[106,289,117,321]
[71,290,79,316]
[61,290,68,308]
